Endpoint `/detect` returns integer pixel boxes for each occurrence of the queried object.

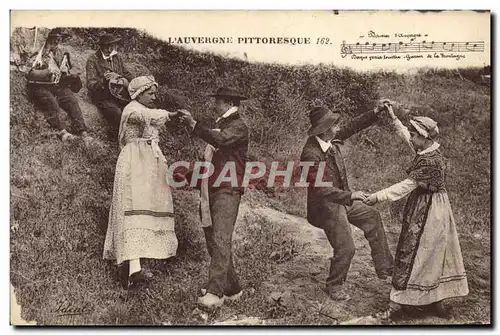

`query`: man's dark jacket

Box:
[300,110,379,227]
[86,50,133,100]
[190,112,249,193]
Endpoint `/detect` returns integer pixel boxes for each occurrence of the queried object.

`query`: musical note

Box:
[421,40,435,50]
[364,42,377,51]
[465,42,481,52]
[443,42,455,51]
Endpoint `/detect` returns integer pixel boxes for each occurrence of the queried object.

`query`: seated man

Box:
[86,32,134,130]
[26,28,93,144]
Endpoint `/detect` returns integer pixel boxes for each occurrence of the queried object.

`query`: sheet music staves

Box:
[340,41,484,55]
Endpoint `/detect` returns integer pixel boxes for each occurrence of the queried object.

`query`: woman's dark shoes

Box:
[387,308,407,321]
[427,301,453,319]
[128,271,145,289]
[117,262,155,290]
[127,270,153,290]
[385,302,408,321]
[384,303,426,322]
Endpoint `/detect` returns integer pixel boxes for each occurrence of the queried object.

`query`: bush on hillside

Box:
[64,27,380,159]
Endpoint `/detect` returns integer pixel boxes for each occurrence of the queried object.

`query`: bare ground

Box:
[213,203,490,326]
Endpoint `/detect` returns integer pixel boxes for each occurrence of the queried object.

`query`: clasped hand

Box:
[176,109,196,127]
[351,191,378,206]
[374,98,400,121]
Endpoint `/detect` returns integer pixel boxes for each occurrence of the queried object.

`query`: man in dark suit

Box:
[86,33,134,128]
[300,103,394,300]
[178,87,249,309]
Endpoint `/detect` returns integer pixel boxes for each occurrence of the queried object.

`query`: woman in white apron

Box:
[103,76,179,289]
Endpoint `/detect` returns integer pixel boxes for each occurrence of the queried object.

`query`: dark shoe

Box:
[388,308,408,321]
[324,285,350,301]
[128,270,149,289]
[384,303,418,321]
[383,302,430,321]
[385,302,406,321]
[428,301,453,319]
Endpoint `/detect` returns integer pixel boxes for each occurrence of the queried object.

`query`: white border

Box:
[3,1,497,333]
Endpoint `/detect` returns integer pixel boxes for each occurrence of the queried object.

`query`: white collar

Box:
[418,142,440,155]
[315,136,332,153]
[216,106,238,123]
[101,49,117,60]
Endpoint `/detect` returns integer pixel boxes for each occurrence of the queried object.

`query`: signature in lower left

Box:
[53,300,93,317]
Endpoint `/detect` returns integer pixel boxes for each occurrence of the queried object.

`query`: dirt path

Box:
[227,202,400,325]
[230,201,488,325]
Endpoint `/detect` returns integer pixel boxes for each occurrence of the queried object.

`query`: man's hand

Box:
[364,193,378,206]
[177,109,196,128]
[374,98,393,115]
[351,191,368,202]
[173,172,186,183]
[104,71,119,81]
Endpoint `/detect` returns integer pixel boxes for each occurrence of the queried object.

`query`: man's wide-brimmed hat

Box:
[208,87,248,101]
[307,106,341,136]
[98,33,121,45]
[47,28,71,40]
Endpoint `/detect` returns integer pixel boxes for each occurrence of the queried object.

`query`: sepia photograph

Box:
[9,9,491,326]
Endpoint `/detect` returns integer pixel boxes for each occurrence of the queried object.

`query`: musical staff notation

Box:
[340,40,485,58]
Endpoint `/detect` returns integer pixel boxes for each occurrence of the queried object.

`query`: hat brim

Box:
[100,37,122,45]
[208,93,248,101]
[47,32,71,40]
[307,114,340,136]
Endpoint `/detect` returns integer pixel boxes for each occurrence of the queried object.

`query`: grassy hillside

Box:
[10,28,490,325]
[67,28,380,160]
